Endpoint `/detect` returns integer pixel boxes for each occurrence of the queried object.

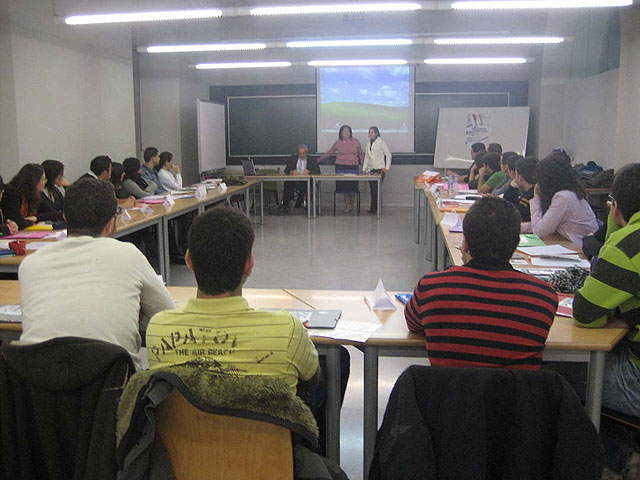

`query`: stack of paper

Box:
[307,321,380,343]
[364,279,397,311]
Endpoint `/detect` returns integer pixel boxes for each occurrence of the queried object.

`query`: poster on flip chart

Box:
[433,107,530,169]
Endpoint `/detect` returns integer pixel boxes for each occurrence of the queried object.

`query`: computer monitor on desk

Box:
[242,159,257,176]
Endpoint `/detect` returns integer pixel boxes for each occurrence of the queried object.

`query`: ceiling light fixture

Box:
[146,43,267,53]
[64,9,223,25]
[287,38,413,48]
[451,0,632,9]
[250,3,422,15]
[307,59,408,66]
[195,61,292,69]
[434,36,564,45]
[425,57,528,64]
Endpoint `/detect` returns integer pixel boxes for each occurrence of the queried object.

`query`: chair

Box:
[157,390,294,480]
[333,191,361,216]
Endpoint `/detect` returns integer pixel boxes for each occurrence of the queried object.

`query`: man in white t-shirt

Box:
[19,178,175,369]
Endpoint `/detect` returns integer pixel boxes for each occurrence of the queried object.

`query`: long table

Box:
[0,181,260,285]
[0,282,345,464]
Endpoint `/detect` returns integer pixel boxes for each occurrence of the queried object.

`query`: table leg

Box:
[436,225,446,272]
[325,345,342,464]
[414,188,419,244]
[160,218,170,285]
[313,179,317,218]
[363,346,379,480]
[585,350,605,431]
[377,178,381,220]
[260,181,264,225]
[307,178,311,219]
[245,185,250,218]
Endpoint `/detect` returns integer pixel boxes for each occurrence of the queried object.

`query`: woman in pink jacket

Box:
[318,125,363,214]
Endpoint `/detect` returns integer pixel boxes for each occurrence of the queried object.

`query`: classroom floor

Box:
[170,206,430,480]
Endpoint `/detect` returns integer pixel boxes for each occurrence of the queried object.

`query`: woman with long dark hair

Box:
[157,151,183,191]
[40,159,69,218]
[0,163,60,230]
[318,124,363,214]
[530,154,599,247]
[122,157,156,198]
[362,126,392,214]
[110,162,130,200]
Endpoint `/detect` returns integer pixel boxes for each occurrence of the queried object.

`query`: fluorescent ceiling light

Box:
[146,43,267,53]
[64,9,223,25]
[251,3,421,15]
[195,61,292,69]
[308,59,408,66]
[434,36,564,45]
[425,57,527,64]
[451,0,632,9]
[287,38,413,48]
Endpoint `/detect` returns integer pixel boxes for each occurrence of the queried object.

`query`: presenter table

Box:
[312,174,383,219]
[248,174,313,220]
[0,282,344,464]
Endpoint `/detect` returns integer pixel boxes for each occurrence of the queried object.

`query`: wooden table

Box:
[0,281,344,464]
[312,173,383,219]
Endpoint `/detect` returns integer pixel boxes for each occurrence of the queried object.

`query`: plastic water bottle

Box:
[451,176,459,198]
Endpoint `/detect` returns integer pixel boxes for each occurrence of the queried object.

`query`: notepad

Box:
[519,245,577,256]
[530,256,591,269]
[519,234,546,247]
[4,231,49,240]
[556,295,574,317]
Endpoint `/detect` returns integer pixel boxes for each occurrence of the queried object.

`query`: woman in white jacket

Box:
[363,126,392,214]
[157,151,183,191]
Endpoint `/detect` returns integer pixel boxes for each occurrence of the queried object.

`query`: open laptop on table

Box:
[242,159,258,176]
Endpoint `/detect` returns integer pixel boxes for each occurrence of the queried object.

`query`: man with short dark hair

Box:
[570,163,640,416]
[477,152,505,194]
[504,156,538,224]
[19,178,174,369]
[488,142,503,154]
[141,147,165,194]
[146,206,319,388]
[405,196,558,370]
[78,155,112,181]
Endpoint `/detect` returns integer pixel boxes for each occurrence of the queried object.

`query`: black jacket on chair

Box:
[369,365,604,480]
[285,155,321,175]
[0,337,134,480]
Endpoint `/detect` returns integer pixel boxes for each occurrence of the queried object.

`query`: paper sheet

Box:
[0,305,22,323]
[530,256,591,268]
[519,245,577,256]
[364,279,397,311]
[307,320,380,343]
[25,242,53,251]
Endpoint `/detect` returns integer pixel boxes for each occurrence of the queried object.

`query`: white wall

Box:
[0,0,19,178]
[615,5,640,170]
[7,0,136,182]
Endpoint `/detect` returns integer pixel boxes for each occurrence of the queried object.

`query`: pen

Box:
[538,255,581,262]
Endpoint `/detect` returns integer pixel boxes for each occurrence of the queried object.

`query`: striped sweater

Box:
[405,260,558,370]
[574,212,640,365]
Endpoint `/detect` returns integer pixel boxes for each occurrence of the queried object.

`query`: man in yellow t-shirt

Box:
[145,206,319,391]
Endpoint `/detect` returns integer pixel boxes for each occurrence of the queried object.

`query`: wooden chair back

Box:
[157,390,294,480]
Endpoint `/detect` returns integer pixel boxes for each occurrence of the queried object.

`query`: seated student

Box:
[405,196,558,370]
[504,156,538,229]
[78,155,112,181]
[491,152,520,196]
[157,151,183,191]
[140,147,166,194]
[0,164,61,230]
[566,163,640,417]
[477,152,505,194]
[0,177,19,237]
[19,178,175,369]
[40,159,69,220]
[123,157,156,198]
[530,154,599,247]
[488,142,503,155]
[279,144,320,213]
[449,143,486,183]
[110,162,130,200]
[146,206,320,388]
[468,150,487,190]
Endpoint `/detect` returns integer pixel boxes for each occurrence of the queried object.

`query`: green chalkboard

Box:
[228,96,317,156]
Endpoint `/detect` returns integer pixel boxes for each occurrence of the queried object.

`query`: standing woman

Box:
[157,151,183,191]
[123,157,156,198]
[0,163,58,230]
[363,126,391,214]
[318,124,363,214]
[40,159,69,219]
[530,154,599,247]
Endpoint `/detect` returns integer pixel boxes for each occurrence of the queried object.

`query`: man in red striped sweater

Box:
[405,196,558,370]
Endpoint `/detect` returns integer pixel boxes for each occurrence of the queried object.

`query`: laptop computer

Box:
[242,159,257,176]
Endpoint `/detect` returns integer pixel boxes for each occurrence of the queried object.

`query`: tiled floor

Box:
[170,207,430,480]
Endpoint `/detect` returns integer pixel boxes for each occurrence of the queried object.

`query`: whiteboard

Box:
[197,100,226,173]
[433,106,530,168]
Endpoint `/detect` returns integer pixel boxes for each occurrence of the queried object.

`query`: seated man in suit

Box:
[278,144,320,214]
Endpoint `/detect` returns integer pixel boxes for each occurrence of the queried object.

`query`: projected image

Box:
[318,66,414,152]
